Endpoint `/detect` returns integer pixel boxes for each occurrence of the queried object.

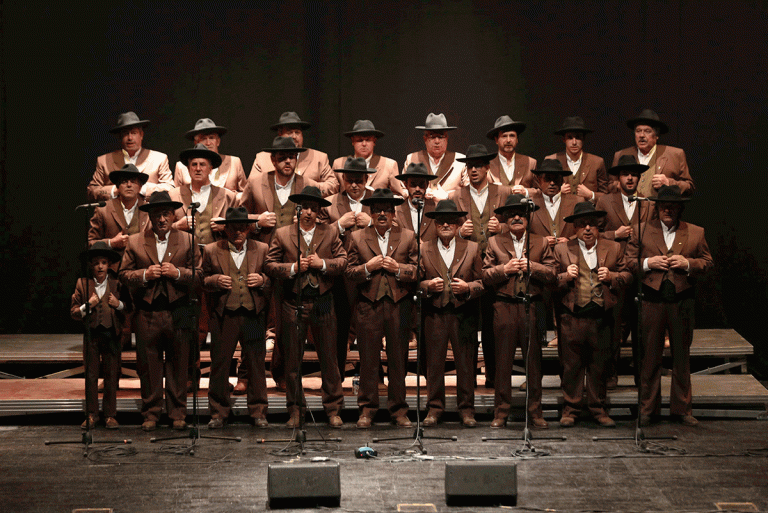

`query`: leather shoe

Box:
[422,413,439,427]
[596,415,616,428]
[328,415,343,428]
[253,416,269,428]
[606,375,618,390]
[490,417,507,428]
[639,415,652,427]
[233,379,248,396]
[105,417,119,430]
[461,415,477,427]
[356,416,373,429]
[80,415,98,429]
[286,415,300,429]
[141,420,157,432]
[392,415,412,428]
[529,417,549,430]
[559,415,576,428]
[172,420,187,430]
[673,414,699,427]
[208,418,225,429]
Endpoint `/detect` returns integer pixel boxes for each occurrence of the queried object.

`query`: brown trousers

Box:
[84,327,120,418]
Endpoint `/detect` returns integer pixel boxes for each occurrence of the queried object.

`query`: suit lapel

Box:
[135,148,150,170]
[451,237,469,275]
[514,153,528,185]
[143,232,160,264]
[211,186,224,217]
[165,230,182,263]
[364,228,382,256]
[263,172,275,212]
[671,222,688,256]
[109,198,128,231]
[567,240,579,266]
[596,241,608,268]
[613,194,630,226]
[387,227,401,257]
[217,242,231,276]
[111,150,124,171]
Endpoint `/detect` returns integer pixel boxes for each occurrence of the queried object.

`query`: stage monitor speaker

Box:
[267,461,341,509]
[444,461,517,507]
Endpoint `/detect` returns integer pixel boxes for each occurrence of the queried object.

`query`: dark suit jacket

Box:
[332,154,405,196]
[395,197,437,242]
[265,223,347,296]
[448,183,513,239]
[345,226,418,303]
[238,172,306,243]
[201,239,272,316]
[612,145,694,196]
[318,189,374,250]
[419,237,485,308]
[88,148,173,201]
[529,193,580,240]
[488,153,538,193]
[552,239,632,311]
[119,228,202,306]
[482,233,556,298]
[595,192,654,253]
[546,151,609,200]
[625,219,713,294]
[88,197,150,248]
[70,274,128,330]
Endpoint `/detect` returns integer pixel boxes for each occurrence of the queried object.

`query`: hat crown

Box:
[117,111,141,125]
[341,157,371,173]
[617,155,639,167]
[463,144,493,159]
[556,116,591,134]
[653,185,685,201]
[296,185,323,200]
[194,118,217,130]
[494,115,514,129]
[405,163,429,176]
[536,158,566,174]
[418,112,457,131]
[362,188,404,205]
[352,119,376,131]
[433,199,461,214]
[636,109,660,122]
[564,201,608,223]
[121,163,140,173]
[224,206,250,222]
[146,191,174,205]
[271,136,299,150]
[90,241,111,252]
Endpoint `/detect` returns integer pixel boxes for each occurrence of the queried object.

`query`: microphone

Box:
[411,198,424,209]
[75,201,106,210]
[189,202,201,209]
[628,196,650,202]
[295,204,303,214]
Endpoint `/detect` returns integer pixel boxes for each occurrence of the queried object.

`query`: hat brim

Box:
[608,163,649,176]
[108,170,150,185]
[185,126,227,140]
[425,210,468,219]
[343,129,385,138]
[564,210,608,223]
[270,121,312,131]
[495,203,539,216]
[456,152,498,163]
[81,247,122,264]
[646,195,690,203]
[179,148,223,168]
[139,200,183,212]
[554,127,594,136]
[532,169,572,176]
[395,172,440,181]
[262,146,307,153]
[288,193,332,207]
[213,217,258,224]
[486,123,526,140]
[361,196,405,207]
[627,117,669,135]
[109,120,150,134]
[416,125,457,131]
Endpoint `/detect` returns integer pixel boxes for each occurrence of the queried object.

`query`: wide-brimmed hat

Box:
[486,115,526,139]
[564,201,607,223]
[262,136,307,154]
[288,186,332,207]
[82,241,122,264]
[343,119,385,138]
[415,113,457,131]
[425,199,468,219]
[185,118,227,140]
[361,188,405,207]
[626,109,669,135]
[608,155,649,176]
[179,143,223,168]
[554,116,593,135]
[139,191,183,212]
[395,162,440,182]
[109,111,150,134]
[213,206,257,225]
[647,185,690,203]
[270,111,312,131]
[456,144,497,163]
[532,158,571,176]
[334,157,376,174]
[494,193,539,216]
[109,163,149,186]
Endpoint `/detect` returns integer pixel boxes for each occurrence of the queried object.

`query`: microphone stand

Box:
[372,198,457,453]
[151,202,241,453]
[594,196,675,445]
[483,201,565,448]
[46,202,131,454]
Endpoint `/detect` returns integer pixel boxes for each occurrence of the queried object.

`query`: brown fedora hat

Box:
[425,199,468,219]
[213,206,257,224]
[262,136,308,154]
[456,144,497,163]
[360,188,405,207]
[139,191,183,212]
[109,163,149,186]
[564,201,607,223]
[532,158,572,176]
[608,155,649,176]
[395,162,440,182]
[288,185,332,207]
[646,185,690,203]
[494,193,539,216]
[334,157,376,174]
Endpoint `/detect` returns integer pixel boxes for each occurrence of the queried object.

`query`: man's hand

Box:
[160,262,179,278]
[145,264,163,280]
[175,215,191,231]
[88,293,100,309]
[487,216,501,234]
[355,212,372,228]
[427,277,445,293]
[566,263,579,281]
[647,255,670,271]
[217,275,233,290]
[503,258,526,274]
[338,211,357,230]
[247,273,264,288]
[381,256,400,274]
[258,211,276,229]
[511,185,527,195]
[652,173,670,189]
[459,219,473,238]
[615,225,633,239]
[576,184,594,200]
[545,236,558,247]
[556,236,569,245]
[109,233,129,249]
[306,254,324,270]
[107,293,120,308]
[597,266,611,283]
[450,277,469,295]
[365,255,384,272]
[560,183,572,195]
[668,255,689,270]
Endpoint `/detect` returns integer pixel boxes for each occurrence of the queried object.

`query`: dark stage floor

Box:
[1,414,766,512]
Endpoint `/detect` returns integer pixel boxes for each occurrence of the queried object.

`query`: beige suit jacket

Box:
[238,171,306,242]
[404,150,467,201]
[332,154,405,196]
[612,145,694,196]
[169,185,237,224]
[174,155,247,198]
[318,190,374,250]
[252,148,338,197]
[88,148,173,201]
[529,193,580,240]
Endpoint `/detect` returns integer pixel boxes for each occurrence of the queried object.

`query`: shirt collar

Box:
[499,152,515,166]
[544,192,561,203]
[567,152,583,165]
[439,236,456,251]
[191,183,211,195]
[470,183,489,196]
[638,144,657,159]
[578,238,597,253]
[228,240,247,253]
[376,228,391,242]
[275,174,295,191]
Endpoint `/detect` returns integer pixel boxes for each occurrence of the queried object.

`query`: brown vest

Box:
[224,249,255,311]
[270,175,297,230]
[194,197,215,245]
[637,151,657,198]
[436,248,454,308]
[374,238,394,301]
[576,247,604,308]
[89,280,114,330]
[542,197,564,237]
[469,193,491,254]
[299,233,320,290]
[125,206,141,235]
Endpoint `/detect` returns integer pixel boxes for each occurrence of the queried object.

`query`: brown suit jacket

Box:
[395,197,437,242]
[488,153,538,194]
[595,192,654,253]
[88,148,173,201]
[346,226,418,303]
[553,239,632,311]
[529,193,580,240]
[482,233,556,298]
[252,148,338,197]
[332,154,405,196]
[405,150,467,200]
[448,183,514,242]
[174,155,247,196]
[70,275,127,330]
[88,197,150,248]
[169,184,237,228]
[546,151,609,200]
[265,223,347,296]
[201,239,272,316]
[318,190,374,250]
[238,172,306,243]
[625,219,713,294]
[419,237,485,308]
[612,145,694,196]
[119,228,202,306]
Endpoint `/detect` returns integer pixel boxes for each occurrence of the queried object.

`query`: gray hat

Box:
[486,115,526,139]
[270,111,312,131]
[415,113,457,131]
[110,111,150,134]
[185,118,227,140]
[343,119,385,138]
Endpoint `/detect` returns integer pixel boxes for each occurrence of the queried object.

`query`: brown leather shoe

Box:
[356,416,373,429]
[286,415,300,429]
[141,420,157,432]
[639,415,652,427]
[490,417,507,428]
[208,417,225,429]
[105,417,119,430]
[596,415,616,428]
[392,415,412,428]
[172,420,187,430]
[328,415,343,428]
[422,413,439,427]
[559,415,575,427]
[233,379,248,396]
[80,415,98,429]
[606,375,618,390]
[673,414,699,427]
[529,417,548,430]
[253,416,269,428]
[461,415,477,428]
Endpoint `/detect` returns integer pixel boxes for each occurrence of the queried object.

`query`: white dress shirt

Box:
[543,193,562,223]
[229,240,247,269]
[622,193,637,221]
[499,153,515,184]
[79,276,125,315]
[637,145,657,166]
[438,236,457,270]
[190,183,212,213]
[275,175,296,206]
[578,239,598,269]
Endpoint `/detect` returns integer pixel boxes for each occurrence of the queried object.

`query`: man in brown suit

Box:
[251,112,338,197]
[265,186,347,428]
[612,109,694,197]
[546,116,609,203]
[346,189,418,428]
[486,115,538,195]
[404,113,467,201]
[332,120,405,197]
[553,202,632,428]
[449,144,513,389]
[202,207,271,428]
[119,191,202,431]
[420,200,485,427]
[483,194,556,429]
[394,163,439,242]
[174,118,248,200]
[88,111,173,202]
[626,185,713,426]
